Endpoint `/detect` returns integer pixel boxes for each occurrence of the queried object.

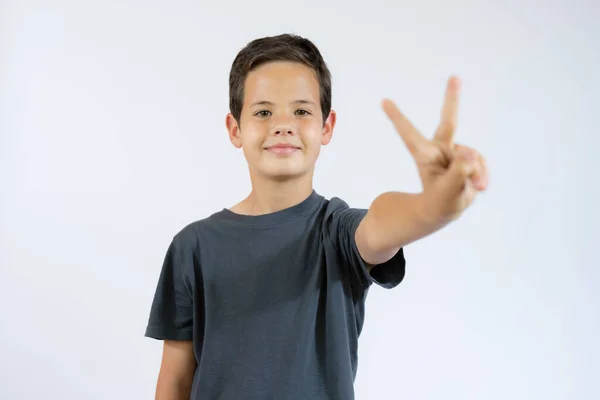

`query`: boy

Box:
[145,34,488,399]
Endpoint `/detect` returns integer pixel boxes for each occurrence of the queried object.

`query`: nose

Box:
[275,128,294,136]
[271,119,296,136]
[272,125,295,135]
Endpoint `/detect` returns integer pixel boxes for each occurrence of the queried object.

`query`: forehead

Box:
[244,61,320,104]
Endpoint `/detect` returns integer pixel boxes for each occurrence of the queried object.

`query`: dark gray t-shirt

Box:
[145,191,406,399]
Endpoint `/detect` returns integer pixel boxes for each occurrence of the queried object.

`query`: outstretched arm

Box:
[356,77,489,266]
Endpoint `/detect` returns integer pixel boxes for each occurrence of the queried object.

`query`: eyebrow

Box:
[250,100,316,107]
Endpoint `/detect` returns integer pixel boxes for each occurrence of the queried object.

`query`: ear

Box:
[321,109,336,146]
[225,113,242,148]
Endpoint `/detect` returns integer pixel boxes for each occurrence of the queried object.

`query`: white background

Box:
[1,0,599,399]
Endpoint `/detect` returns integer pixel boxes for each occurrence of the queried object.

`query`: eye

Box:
[254,110,272,117]
[295,109,311,116]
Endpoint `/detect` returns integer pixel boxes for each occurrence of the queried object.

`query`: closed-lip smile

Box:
[264,143,301,155]
[265,143,300,149]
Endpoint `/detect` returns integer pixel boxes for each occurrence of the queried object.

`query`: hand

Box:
[381,76,489,224]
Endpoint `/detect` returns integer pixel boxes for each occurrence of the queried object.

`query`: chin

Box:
[248,155,315,181]
[266,169,306,181]
[259,164,309,181]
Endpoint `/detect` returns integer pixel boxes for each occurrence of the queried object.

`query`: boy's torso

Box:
[146,191,406,399]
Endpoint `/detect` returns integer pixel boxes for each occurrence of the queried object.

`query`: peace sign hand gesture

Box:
[382,77,489,224]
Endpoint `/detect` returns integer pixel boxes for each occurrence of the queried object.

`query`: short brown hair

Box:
[228,33,332,124]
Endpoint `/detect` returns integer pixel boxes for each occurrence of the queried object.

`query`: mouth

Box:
[264,144,301,155]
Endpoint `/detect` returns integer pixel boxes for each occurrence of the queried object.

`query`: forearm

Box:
[365,191,450,252]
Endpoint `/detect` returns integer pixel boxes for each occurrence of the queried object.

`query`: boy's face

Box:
[226,61,336,182]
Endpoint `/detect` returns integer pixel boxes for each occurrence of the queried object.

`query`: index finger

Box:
[382,98,428,156]
[434,76,461,145]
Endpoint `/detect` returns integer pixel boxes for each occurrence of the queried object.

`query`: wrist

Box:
[417,191,454,230]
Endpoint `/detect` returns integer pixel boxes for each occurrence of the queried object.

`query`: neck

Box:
[234,171,315,216]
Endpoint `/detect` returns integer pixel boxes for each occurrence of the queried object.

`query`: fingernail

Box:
[473,176,487,190]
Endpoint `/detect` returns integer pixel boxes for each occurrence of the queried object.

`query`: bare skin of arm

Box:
[356,77,489,266]
[155,340,196,400]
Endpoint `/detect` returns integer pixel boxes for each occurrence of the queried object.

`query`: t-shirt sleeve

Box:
[144,238,194,341]
[326,198,406,289]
